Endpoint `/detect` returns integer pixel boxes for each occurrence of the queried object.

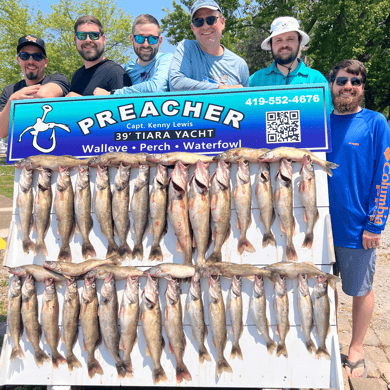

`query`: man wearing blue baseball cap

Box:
[169,0,249,91]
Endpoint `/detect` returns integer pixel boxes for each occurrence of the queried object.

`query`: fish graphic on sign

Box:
[18,104,71,153]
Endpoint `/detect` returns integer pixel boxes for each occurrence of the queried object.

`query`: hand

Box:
[362,230,380,250]
[10,85,41,101]
[218,84,244,89]
[65,92,82,97]
[93,88,110,96]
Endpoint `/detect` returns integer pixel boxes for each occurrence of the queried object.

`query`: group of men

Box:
[1,0,389,380]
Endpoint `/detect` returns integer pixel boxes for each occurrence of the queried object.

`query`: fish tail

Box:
[58,245,72,262]
[262,232,276,248]
[10,345,25,362]
[176,362,192,383]
[23,238,36,256]
[66,354,82,371]
[206,251,222,263]
[34,240,48,257]
[148,244,163,262]
[324,161,339,176]
[52,352,67,369]
[115,361,128,379]
[131,243,144,261]
[237,237,256,255]
[82,242,97,259]
[302,232,314,249]
[266,340,278,355]
[216,358,233,378]
[286,244,298,261]
[314,346,331,360]
[153,366,168,384]
[119,243,132,261]
[230,342,243,360]
[199,346,212,363]
[106,244,120,260]
[276,342,288,358]
[306,339,316,354]
[34,348,51,367]
[87,358,104,378]
[123,359,133,378]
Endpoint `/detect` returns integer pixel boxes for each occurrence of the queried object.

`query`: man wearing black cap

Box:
[0,35,70,138]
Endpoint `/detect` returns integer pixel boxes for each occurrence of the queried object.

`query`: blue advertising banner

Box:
[7,83,331,163]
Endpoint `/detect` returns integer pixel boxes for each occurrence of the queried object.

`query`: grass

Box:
[0,163,14,199]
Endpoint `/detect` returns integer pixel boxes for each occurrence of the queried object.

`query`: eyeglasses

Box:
[335,76,364,87]
[18,52,46,62]
[75,31,103,40]
[192,15,219,28]
[133,35,159,45]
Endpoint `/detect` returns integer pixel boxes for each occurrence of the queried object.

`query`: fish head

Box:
[257,162,271,183]
[138,164,150,182]
[44,261,61,272]
[155,164,169,188]
[19,166,33,192]
[193,160,210,190]
[44,277,56,295]
[298,273,310,295]
[96,164,109,183]
[316,274,328,295]
[102,272,115,298]
[213,159,231,189]
[22,274,35,298]
[189,271,201,300]
[299,154,314,179]
[208,274,221,302]
[15,157,32,169]
[253,275,264,297]
[230,275,242,297]
[170,161,189,192]
[76,165,89,189]
[57,166,71,190]
[7,266,27,278]
[37,167,52,189]
[125,276,139,303]
[258,149,273,162]
[143,273,159,307]
[274,273,287,295]
[9,275,22,298]
[275,158,292,184]
[165,277,181,304]
[82,275,96,302]
[66,277,78,295]
[114,162,131,190]
[87,156,100,168]
[236,159,250,183]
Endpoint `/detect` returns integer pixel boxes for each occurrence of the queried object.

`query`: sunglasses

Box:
[75,31,102,40]
[192,15,219,28]
[133,35,159,45]
[18,52,46,62]
[335,76,364,87]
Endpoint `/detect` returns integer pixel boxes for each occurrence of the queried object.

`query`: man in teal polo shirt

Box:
[250,17,331,108]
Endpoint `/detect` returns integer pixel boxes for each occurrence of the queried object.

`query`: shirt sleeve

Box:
[114,53,173,95]
[364,115,390,233]
[0,86,12,112]
[106,64,133,91]
[239,60,249,87]
[44,73,71,95]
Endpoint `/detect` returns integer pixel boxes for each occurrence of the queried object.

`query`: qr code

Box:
[266,110,301,143]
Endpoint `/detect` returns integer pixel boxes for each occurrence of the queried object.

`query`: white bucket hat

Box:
[261,16,310,51]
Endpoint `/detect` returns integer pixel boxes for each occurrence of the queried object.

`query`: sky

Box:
[26,0,178,54]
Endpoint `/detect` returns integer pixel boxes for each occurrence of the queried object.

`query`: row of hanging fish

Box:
[7,260,336,382]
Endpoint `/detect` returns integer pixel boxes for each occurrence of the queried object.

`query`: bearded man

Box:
[67,15,132,97]
[327,59,390,378]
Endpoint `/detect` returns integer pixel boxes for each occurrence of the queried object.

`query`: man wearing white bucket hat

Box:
[250,17,329,90]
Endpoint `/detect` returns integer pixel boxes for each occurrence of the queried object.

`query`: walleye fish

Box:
[208,274,232,378]
[17,165,35,255]
[100,273,130,378]
[186,271,211,363]
[44,258,117,277]
[7,264,67,283]
[86,265,144,280]
[21,274,51,367]
[208,159,231,263]
[259,147,338,176]
[119,276,139,373]
[250,275,277,354]
[42,278,66,368]
[140,273,167,384]
[188,160,211,266]
[274,158,297,261]
[80,275,103,378]
[273,273,289,358]
[256,162,276,248]
[63,277,82,371]
[74,165,96,259]
[201,261,272,279]
[131,164,150,261]
[164,277,192,383]
[147,151,214,166]
[15,155,91,171]
[228,275,243,360]
[213,147,270,163]
[34,168,52,257]
[54,166,75,262]
[233,160,255,254]
[88,152,153,168]
[297,274,315,354]
[8,276,25,362]
[149,164,168,261]
[95,164,120,259]
[313,275,331,360]
[145,263,195,279]
[112,163,132,259]
[167,161,193,265]
[299,155,319,249]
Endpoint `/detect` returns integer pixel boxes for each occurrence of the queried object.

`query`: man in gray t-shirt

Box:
[169,0,249,91]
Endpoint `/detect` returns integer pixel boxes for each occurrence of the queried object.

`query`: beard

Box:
[78,43,104,62]
[25,71,38,80]
[134,45,158,63]
[332,91,364,114]
[272,45,299,65]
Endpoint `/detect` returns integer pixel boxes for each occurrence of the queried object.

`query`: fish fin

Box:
[123,359,133,378]
[107,244,121,260]
[237,238,256,254]
[10,346,25,362]
[302,232,314,249]
[35,348,51,367]
[262,232,276,248]
[176,362,192,383]
[230,342,243,360]
[306,339,316,354]
[216,358,233,378]
[75,222,81,234]
[212,336,216,348]
[266,340,277,355]
[199,345,211,363]
[148,244,163,262]
[153,366,168,384]
[115,361,128,379]
[212,228,216,241]
[82,241,97,259]
[176,240,183,253]
[57,245,72,262]
[145,345,151,357]
[271,208,276,225]
[168,342,174,354]
[22,239,36,256]
[223,225,231,243]
[206,251,222,263]
[67,354,82,371]
[279,221,286,234]
[275,324,280,336]
[119,243,132,261]
[315,209,320,223]
[87,358,104,378]
[34,241,48,257]
[314,346,331,360]
[324,161,338,177]
[82,340,87,351]
[292,217,296,235]
[52,352,67,369]
[276,342,288,358]
[131,243,144,260]
[286,244,298,261]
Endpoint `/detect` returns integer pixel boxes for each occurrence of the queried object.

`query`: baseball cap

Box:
[191,0,222,18]
[17,35,46,56]
[261,17,310,51]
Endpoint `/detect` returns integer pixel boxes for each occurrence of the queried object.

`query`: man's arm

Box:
[105,63,132,91]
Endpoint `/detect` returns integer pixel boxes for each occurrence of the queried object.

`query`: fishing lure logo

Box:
[18,104,71,153]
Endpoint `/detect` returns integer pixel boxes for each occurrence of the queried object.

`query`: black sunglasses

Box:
[335,76,364,87]
[192,15,219,28]
[75,31,102,40]
[18,52,46,62]
[133,35,159,45]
